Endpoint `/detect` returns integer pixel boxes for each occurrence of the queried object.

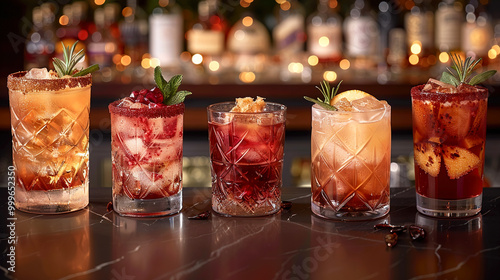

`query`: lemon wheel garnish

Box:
[330,89,373,105]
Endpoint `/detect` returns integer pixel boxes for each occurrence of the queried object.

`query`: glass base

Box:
[212,198,280,217]
[15,184,88,214]
[113,191,182,217]
[416,193,482,218]
[311,201,390,221]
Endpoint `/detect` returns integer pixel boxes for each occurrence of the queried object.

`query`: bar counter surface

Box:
[2,187,499,280]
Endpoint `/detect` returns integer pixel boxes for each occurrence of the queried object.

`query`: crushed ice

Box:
[25,68,52,79]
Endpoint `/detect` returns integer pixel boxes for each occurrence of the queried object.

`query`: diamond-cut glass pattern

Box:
[311,107,391,213]
[209,106,286,216]
[111,113,183,200]
[10,91,90,192]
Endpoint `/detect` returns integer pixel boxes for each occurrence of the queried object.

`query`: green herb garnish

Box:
[304,80,342,111]
[154,66,192,105]
[52,41,99,77]
[440,53,496,86]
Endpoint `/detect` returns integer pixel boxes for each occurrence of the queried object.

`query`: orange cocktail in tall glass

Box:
[8,42,97,214]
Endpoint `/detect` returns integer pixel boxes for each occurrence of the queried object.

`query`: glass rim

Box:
[311,102,390,114]
[411,84,489,101]
[109,99,185,118]
[7,71,92,93]
[207,101,287,114]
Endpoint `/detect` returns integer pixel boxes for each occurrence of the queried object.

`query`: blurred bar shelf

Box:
[3,81,500,131]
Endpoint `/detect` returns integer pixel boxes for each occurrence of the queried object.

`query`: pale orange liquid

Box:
[311,104,391,213]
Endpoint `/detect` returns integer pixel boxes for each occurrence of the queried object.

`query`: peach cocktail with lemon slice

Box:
[412,54,496,217]
[305,81,391,220]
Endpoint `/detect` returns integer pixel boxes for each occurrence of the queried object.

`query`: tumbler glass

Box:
[208,102,286,216]
[109,100,184,217]
[310,102,391,220]
[8,71,91,214]
[411,84,487,217]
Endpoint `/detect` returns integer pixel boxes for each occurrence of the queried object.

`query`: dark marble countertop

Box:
[1,187,499,280]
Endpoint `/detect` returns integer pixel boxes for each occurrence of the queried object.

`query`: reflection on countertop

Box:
[2,187,500,280]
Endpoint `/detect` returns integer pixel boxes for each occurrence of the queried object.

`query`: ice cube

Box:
[423,78,456,93]
[130,102,146,109]
[117,97,135,108]
[456,83,480,93]
[123,138,146,155]
[351,96,385,111]
[333,98,353,111]
[25,68,51,79]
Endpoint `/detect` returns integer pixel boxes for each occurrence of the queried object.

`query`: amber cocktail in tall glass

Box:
[8,70,91,213]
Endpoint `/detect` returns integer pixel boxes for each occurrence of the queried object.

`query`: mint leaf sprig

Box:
[440,53,496,86]
[52,41,99,77]
[304,80,342,111]
[154,66,192,105]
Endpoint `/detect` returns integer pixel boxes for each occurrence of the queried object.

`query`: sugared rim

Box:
[207,101,287,114]
[411,84,488,101]
[109,99,185,118]
[7,71,92,93]
[311,102,390,113]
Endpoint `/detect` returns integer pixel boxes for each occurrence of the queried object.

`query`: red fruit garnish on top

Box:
[136,94,149,104]
[130,90,140,99]
[130,87,165,105]
[150,87,164,104]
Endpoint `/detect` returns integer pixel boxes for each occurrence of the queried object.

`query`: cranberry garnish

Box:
[106,202,113,212]
[130,90,140,99]
[139,89,149,96]
[136,95,149,104]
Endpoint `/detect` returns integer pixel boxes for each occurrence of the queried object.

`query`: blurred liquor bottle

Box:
[25,4,56,69]
[378,0,405,74]
[228,13,270,55]
[405,0,435,68]
[87,5,121,82]
[273,0,306,57]
[435,0,463,55]
[186,0,226,57]
[149,0,183,69]
[55,2,89,69]
[104,4,123,57]
[227,13,271,80]
[307,0,342,64]
[120,0,149,68]
[88,8,115,68]
[344,0,380,70]
[462,0,493,62]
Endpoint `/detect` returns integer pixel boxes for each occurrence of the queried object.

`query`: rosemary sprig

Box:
[52,41,99,77]
[304,80,342,111]
[440,53,496,86]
